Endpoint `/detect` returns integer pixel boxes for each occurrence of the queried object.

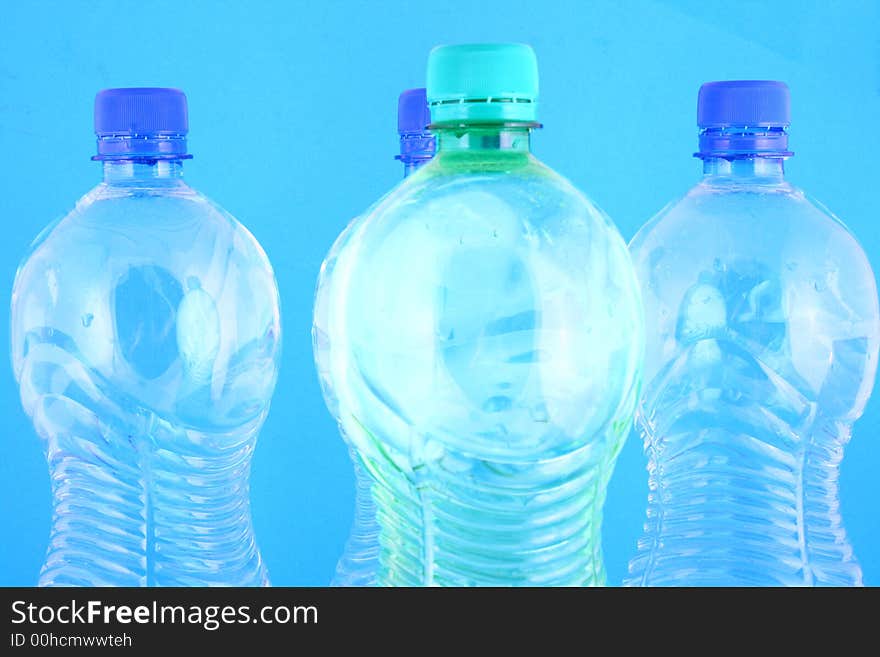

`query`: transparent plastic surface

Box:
[329,154,432,587]
[11,161,282,586]
[626,158,880,586]
[323,213,383,587]
[315,130,643,586]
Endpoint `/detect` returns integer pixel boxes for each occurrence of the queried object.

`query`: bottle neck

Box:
[434,124,533,153]
[701,156,786,183]
[94,133,190,161]
[397,131,435,178]
[695,124,791,163]
[102,159,186,186]
[402,159,429,178]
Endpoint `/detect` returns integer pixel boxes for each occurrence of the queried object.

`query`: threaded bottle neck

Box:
[696,125,791,161]
[434,124,533,153]
[397,132,435,177]
[703,157,785,185]
[101,159,186,186]
[93,135,191,162]
[700,155,786,183]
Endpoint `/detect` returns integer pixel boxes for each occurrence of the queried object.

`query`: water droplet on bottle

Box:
[424,440,445,461]
[482,395,512,413]
[81,313,93,327]
[530,403,549,423]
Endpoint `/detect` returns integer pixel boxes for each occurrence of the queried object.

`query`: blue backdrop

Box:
[1,0,877,586]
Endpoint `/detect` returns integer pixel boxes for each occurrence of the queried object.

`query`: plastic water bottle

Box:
[325,88,435,586]
[626,81,880,586]
[314,44,643,586]
[10,88,282,586]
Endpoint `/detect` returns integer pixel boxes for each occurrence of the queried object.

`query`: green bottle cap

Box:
[426,43,539,124]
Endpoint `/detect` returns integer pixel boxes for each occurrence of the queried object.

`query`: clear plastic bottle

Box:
[324,88,435,586]
[314,44,643,586]
[626,81,880,586]
[11,88,282,586]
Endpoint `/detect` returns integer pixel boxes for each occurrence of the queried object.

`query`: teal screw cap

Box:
[426,43,539,124]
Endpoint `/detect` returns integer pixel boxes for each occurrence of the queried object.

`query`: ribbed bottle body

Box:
[12,172,281,586]
[627,173,879,586]
[330,453,381,586]
[360,420,629,586]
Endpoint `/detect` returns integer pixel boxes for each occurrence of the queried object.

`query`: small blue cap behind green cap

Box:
[426,43,539,124]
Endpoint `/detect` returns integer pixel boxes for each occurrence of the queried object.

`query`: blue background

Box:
[1,0,878,586]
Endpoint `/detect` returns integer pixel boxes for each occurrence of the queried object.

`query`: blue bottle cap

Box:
[698,80,790,128]
[695,80,792,159]
[396,88,435,166]
[93,87,191,160]
[398,87,431,135]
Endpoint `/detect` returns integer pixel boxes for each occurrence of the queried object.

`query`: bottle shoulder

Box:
[322,155,639,314]
[21,181,275,276]
[631,179,872,269]
[340,154,624,260]
[413,152,582,197]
